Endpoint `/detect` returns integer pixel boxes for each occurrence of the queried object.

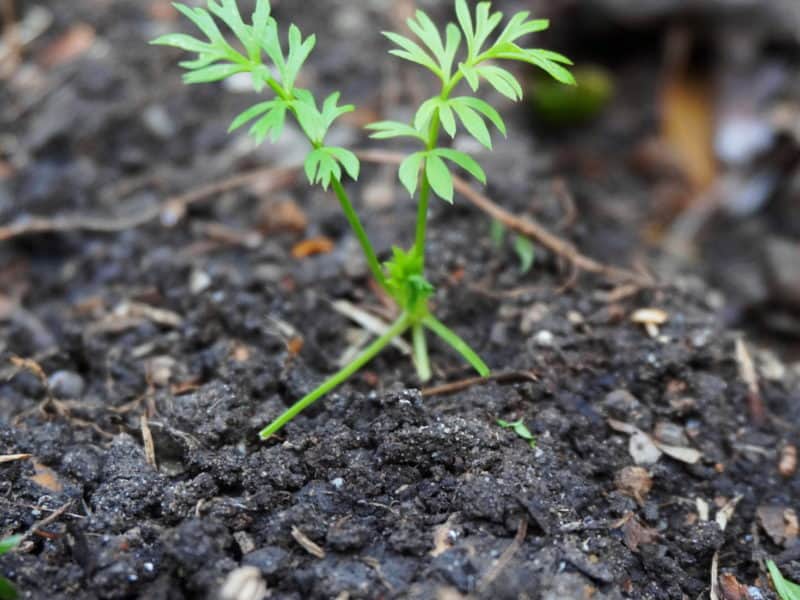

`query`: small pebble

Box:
[48,370,85,398]
[534,330,554,347]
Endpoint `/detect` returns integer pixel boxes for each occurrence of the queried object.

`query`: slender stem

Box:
[331,178,389,292]
[412,323,432,382]
[259,314,410,439]
[423,315,490,377]
[414,177,431,267]
[413,111,443,266]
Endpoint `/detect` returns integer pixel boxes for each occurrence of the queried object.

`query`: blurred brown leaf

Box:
[38,23,95,68]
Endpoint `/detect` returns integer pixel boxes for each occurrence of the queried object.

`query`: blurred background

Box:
[1,0,799,357]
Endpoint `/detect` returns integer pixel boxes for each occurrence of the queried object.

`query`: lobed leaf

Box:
[407,10,446,69]
[451,102,492,148]
[496,46,576,85]
[425,153,454,203]
[452,97,506,136]
[438,102,457,138]
[326,146,360,181]
[366,121,426,142]
[495,11,549,46]
[398,152,426,197]
[383,31,442,77]
[477,65,523,100]
[283,25,315,91]
[183,63,246,83]
[150,32,211,54]
[208,0,256,57]
[434,148,486,184]
[248,103,287,143]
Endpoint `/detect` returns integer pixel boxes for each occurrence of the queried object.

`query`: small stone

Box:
[147,356,175,387]
[602,389,652,430]
[653,421,689,447]
[142,105,176,139]
[218,566,267,600]
[534,330,554,347]
[48,370,85,398]
[190,269,212,294]
[331,477,344,490]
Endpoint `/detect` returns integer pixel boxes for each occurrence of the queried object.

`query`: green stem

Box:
[412,323,432,382]
[331,178,389,293]
[259,313,411,439]
[413,110,443,267]
[414,176,431,267]
[423,315,490,377]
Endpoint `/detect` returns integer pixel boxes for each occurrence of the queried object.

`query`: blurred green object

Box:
[529,65,613,125]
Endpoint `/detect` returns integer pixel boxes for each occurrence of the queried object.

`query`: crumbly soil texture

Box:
[1,1,799,599]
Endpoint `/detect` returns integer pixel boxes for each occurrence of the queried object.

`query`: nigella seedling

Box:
[153,0,574,438]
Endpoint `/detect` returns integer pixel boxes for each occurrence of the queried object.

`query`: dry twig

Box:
[357,150,652,287]
[477,517,528,593]
[421,370,538,397]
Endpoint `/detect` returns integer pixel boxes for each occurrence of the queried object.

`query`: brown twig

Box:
[357,150,653,287]
[22,501,73,541]
[0,165,297,242]
[477,517,528,593]
[421,370,538,397]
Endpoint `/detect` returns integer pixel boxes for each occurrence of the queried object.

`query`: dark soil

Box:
[1,1,799,599]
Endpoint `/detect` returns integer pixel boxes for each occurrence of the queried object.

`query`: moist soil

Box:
[1,1,799,599]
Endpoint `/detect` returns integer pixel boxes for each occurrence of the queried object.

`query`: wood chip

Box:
[779,443,797,478]
[218,566,267,600]
[140,414,157,470]
[710,551,721,600]
[735,337,765,425]
[291,526,325,559]
[696,497,710,522]
[715,495,741,532]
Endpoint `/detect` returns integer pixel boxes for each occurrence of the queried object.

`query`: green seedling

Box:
[153,0,573,438]
[767,560,800,600]
[490,220,536,274]
[497,418,536,448]
[0,535,22,600]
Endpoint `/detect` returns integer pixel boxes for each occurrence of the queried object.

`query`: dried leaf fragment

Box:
[29,461,63,492]
[219,566,267,600]
[39,24,95,68]
[291,526,325,558]
[621,514,659,552]
[614,466,653,505]
[757,505,799,547]
[718,573,751,600]
[291,237,334,258]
